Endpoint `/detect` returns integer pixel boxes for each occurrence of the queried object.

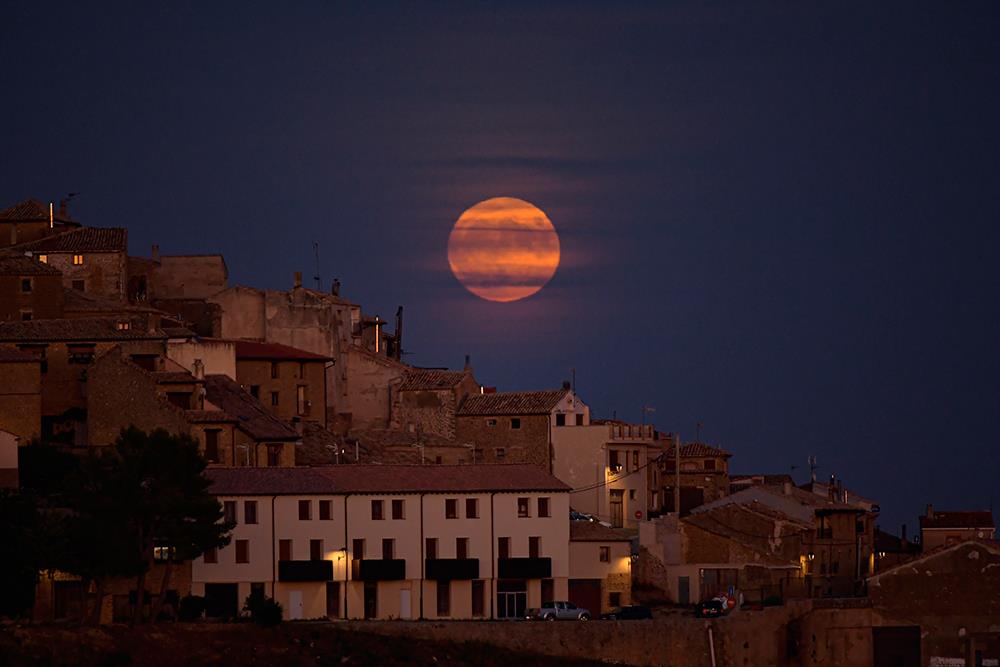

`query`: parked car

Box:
[694,598,727,618]
[526,601,591,621]
[600,605,653,620]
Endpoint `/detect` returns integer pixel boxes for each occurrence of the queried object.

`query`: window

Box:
[599,546,610,563]
[270,362,279,379]
[71,279,85,291]
[472,580,485,617]
[116,320,131,331]
[382,538,395,560]
[609,450,620,471]
[37,254,47,264]
[244,501,257,525]
[153,545,175,562]
[203,547,217,564]
[456,537,469,560]
[270,391,279,407]
[235,444,250,467]
[445,499,458,519]
[486,419,497,427]
[391,499,405,520]
[465,498,478,519]
[434,455,443,464]
[371,499,384,520]
[67,344,95,365]
[633,451,639,468]
[704,459,716,471]
[609,592,622,608]
[310,539,323,561]
[629,489,636,501]
[437,580,450,616]
[510,418,521,430]
[517,497,530,518]
[425,538,438,560]
[498,537,510,560]
[575,414,584,426]
[319,500,332,521]
[297,385,307,415]
[235,539,249,564]
[250,385,260,399]
[20,278,32,293]
[224,501,237,525]
[529,536,541,558]
[204,430,220,463]
[299,500,311,520]
[72,254,84,265]
[20,310,32,321]
[555,413,565,426]
[267,445,281,467]
[495,447,505,461]
[279,539,292,561]
[353,538,365,559]
[537,497,550,518]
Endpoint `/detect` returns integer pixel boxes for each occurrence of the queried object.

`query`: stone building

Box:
[568,521,633,615]
[0,198,79,248]
[0,255,64,321]
[919,505,996,549]
[127,245,228,302]
[389,367,480,439]
[8,227,128,300]
[657,441,732,515]
[0,345,42,441]
[232,340,332,428]
[455,386,589,472]
[0,318,168,444]
[203,374,300,467]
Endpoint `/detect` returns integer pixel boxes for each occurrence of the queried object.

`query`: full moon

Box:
[447,197,561,302]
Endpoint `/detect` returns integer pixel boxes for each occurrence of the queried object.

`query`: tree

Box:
[0,489,44,618]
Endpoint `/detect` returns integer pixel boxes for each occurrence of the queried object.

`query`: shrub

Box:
[243,591,283,627]
[178,595,205,621]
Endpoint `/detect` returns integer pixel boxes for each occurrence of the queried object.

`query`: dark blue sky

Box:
[3,1,998,532]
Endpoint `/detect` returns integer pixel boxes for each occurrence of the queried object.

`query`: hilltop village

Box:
[0,197,997,664]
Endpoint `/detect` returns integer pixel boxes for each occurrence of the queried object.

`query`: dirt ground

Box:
[0,621,610,667]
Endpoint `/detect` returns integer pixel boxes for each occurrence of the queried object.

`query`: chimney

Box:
[463,354,471,371]
[783,480,793,496]
[151,244,160,263]
[192,358,205,380]
[828,475,837,501]
[331,278,341,296]
[294,271,302,288]
[926,504,934,520]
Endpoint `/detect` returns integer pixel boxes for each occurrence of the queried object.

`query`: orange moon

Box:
[447,197,561,302]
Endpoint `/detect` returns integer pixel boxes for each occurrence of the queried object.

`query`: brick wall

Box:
[454,413,551,469]
[0,358,41,440]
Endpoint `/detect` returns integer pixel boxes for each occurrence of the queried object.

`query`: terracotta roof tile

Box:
[0,198,77,224]
[868,539,1000,580]
[664,442,732,458]
[0,255,62,276]
[919,510,995,530]
[397,369,470,391]
[206,463,571,496]
[11,227,126,253]
[570,521,634,542]
[185,409,237,424]
[231,339,331,361]
[458,390,569,416]
[203,374,299,442]
[0,317,166,342]
[0,345,40,362]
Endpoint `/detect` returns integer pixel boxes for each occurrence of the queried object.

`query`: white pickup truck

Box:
[525,601,592,621]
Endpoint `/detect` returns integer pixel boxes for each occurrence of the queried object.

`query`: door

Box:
[325,582,340,619]
[568,579,602,616]
[496,580,527,619]
[288,590,303,620]
[364,582,378,619]
[610,490,624,528]
[678,576,690,605]
[873,626,921,667]
[399,589,412,619]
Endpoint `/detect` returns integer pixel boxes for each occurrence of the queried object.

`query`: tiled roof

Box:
[207,463,571,496]
[11,227,126,253]
[0,198,77,224]
[664,442,732,458]
[296,421,349,467]
[731,474,795,486]
[231,339,331,362]
[868,539,1000,581]
[203,374,299,442]
[919,510,995,530]
[570,521,634,542]
[62,289,170,316]
[458,390,569,416]
[151,370,199,384]
[682,507,804,567]
[184,410,237,424]
[0,255,62,276]
[0,345,40,362]
[0,317,166,342]
[397,369,470,391]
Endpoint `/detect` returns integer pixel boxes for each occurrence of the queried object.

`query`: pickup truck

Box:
[526,601,591,621]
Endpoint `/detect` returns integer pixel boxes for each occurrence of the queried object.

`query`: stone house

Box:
[9,226,128,300]
[0,255,64,321]
[127,245,228,302]
[657,441,732,515]
[203,374,300,467]
[231,339,332,428]
[919,505,996,550]
[568,521,633,615]
[389,367,480,439]
[455,386,589,472]
[0,198,79,248]
[0,345,42,441]
[552,419,662,528]
[0,317,168,444]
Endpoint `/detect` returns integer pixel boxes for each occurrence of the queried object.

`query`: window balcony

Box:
[278,559,333,582]
[425,558,480,581]
[352,558,406,581]
[498,557,551,579]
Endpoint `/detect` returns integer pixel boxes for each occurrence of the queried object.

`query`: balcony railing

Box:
[352,558,406,581]
[425,558,480,581]
[497,557,551,579]
[278,559,333,582]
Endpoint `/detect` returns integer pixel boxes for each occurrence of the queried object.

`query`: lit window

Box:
[153,545,176,562]
[72,254,84,265]
[37,254,47,263]
[116,321,130,331]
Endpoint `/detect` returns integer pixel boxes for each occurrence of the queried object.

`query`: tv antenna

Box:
[808,455,819,482]
[312,241,321,290]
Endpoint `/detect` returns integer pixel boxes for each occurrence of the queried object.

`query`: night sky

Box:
[3,2,998,532]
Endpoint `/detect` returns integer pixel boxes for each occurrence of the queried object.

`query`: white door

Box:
[288,590,303,620]
[399,589,411,619]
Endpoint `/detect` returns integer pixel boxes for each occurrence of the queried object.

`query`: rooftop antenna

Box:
[641,405,655,425]
[312,241,321,290]
[808,455,819,483]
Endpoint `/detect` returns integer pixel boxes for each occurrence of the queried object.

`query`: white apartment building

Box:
[193,464,571,620]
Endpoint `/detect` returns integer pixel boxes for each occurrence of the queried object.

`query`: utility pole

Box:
[808,456,818,483]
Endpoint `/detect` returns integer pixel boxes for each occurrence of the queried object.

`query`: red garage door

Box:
[568,579,602,616]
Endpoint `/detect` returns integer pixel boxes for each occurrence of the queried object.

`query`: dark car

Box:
[695,599,727,618]
[600,605,653,620]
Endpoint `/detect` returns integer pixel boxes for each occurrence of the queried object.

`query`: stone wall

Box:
[0,273,64,321]
[454,413,550,469]
[45,251,126,300]
[0,358,41,440]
